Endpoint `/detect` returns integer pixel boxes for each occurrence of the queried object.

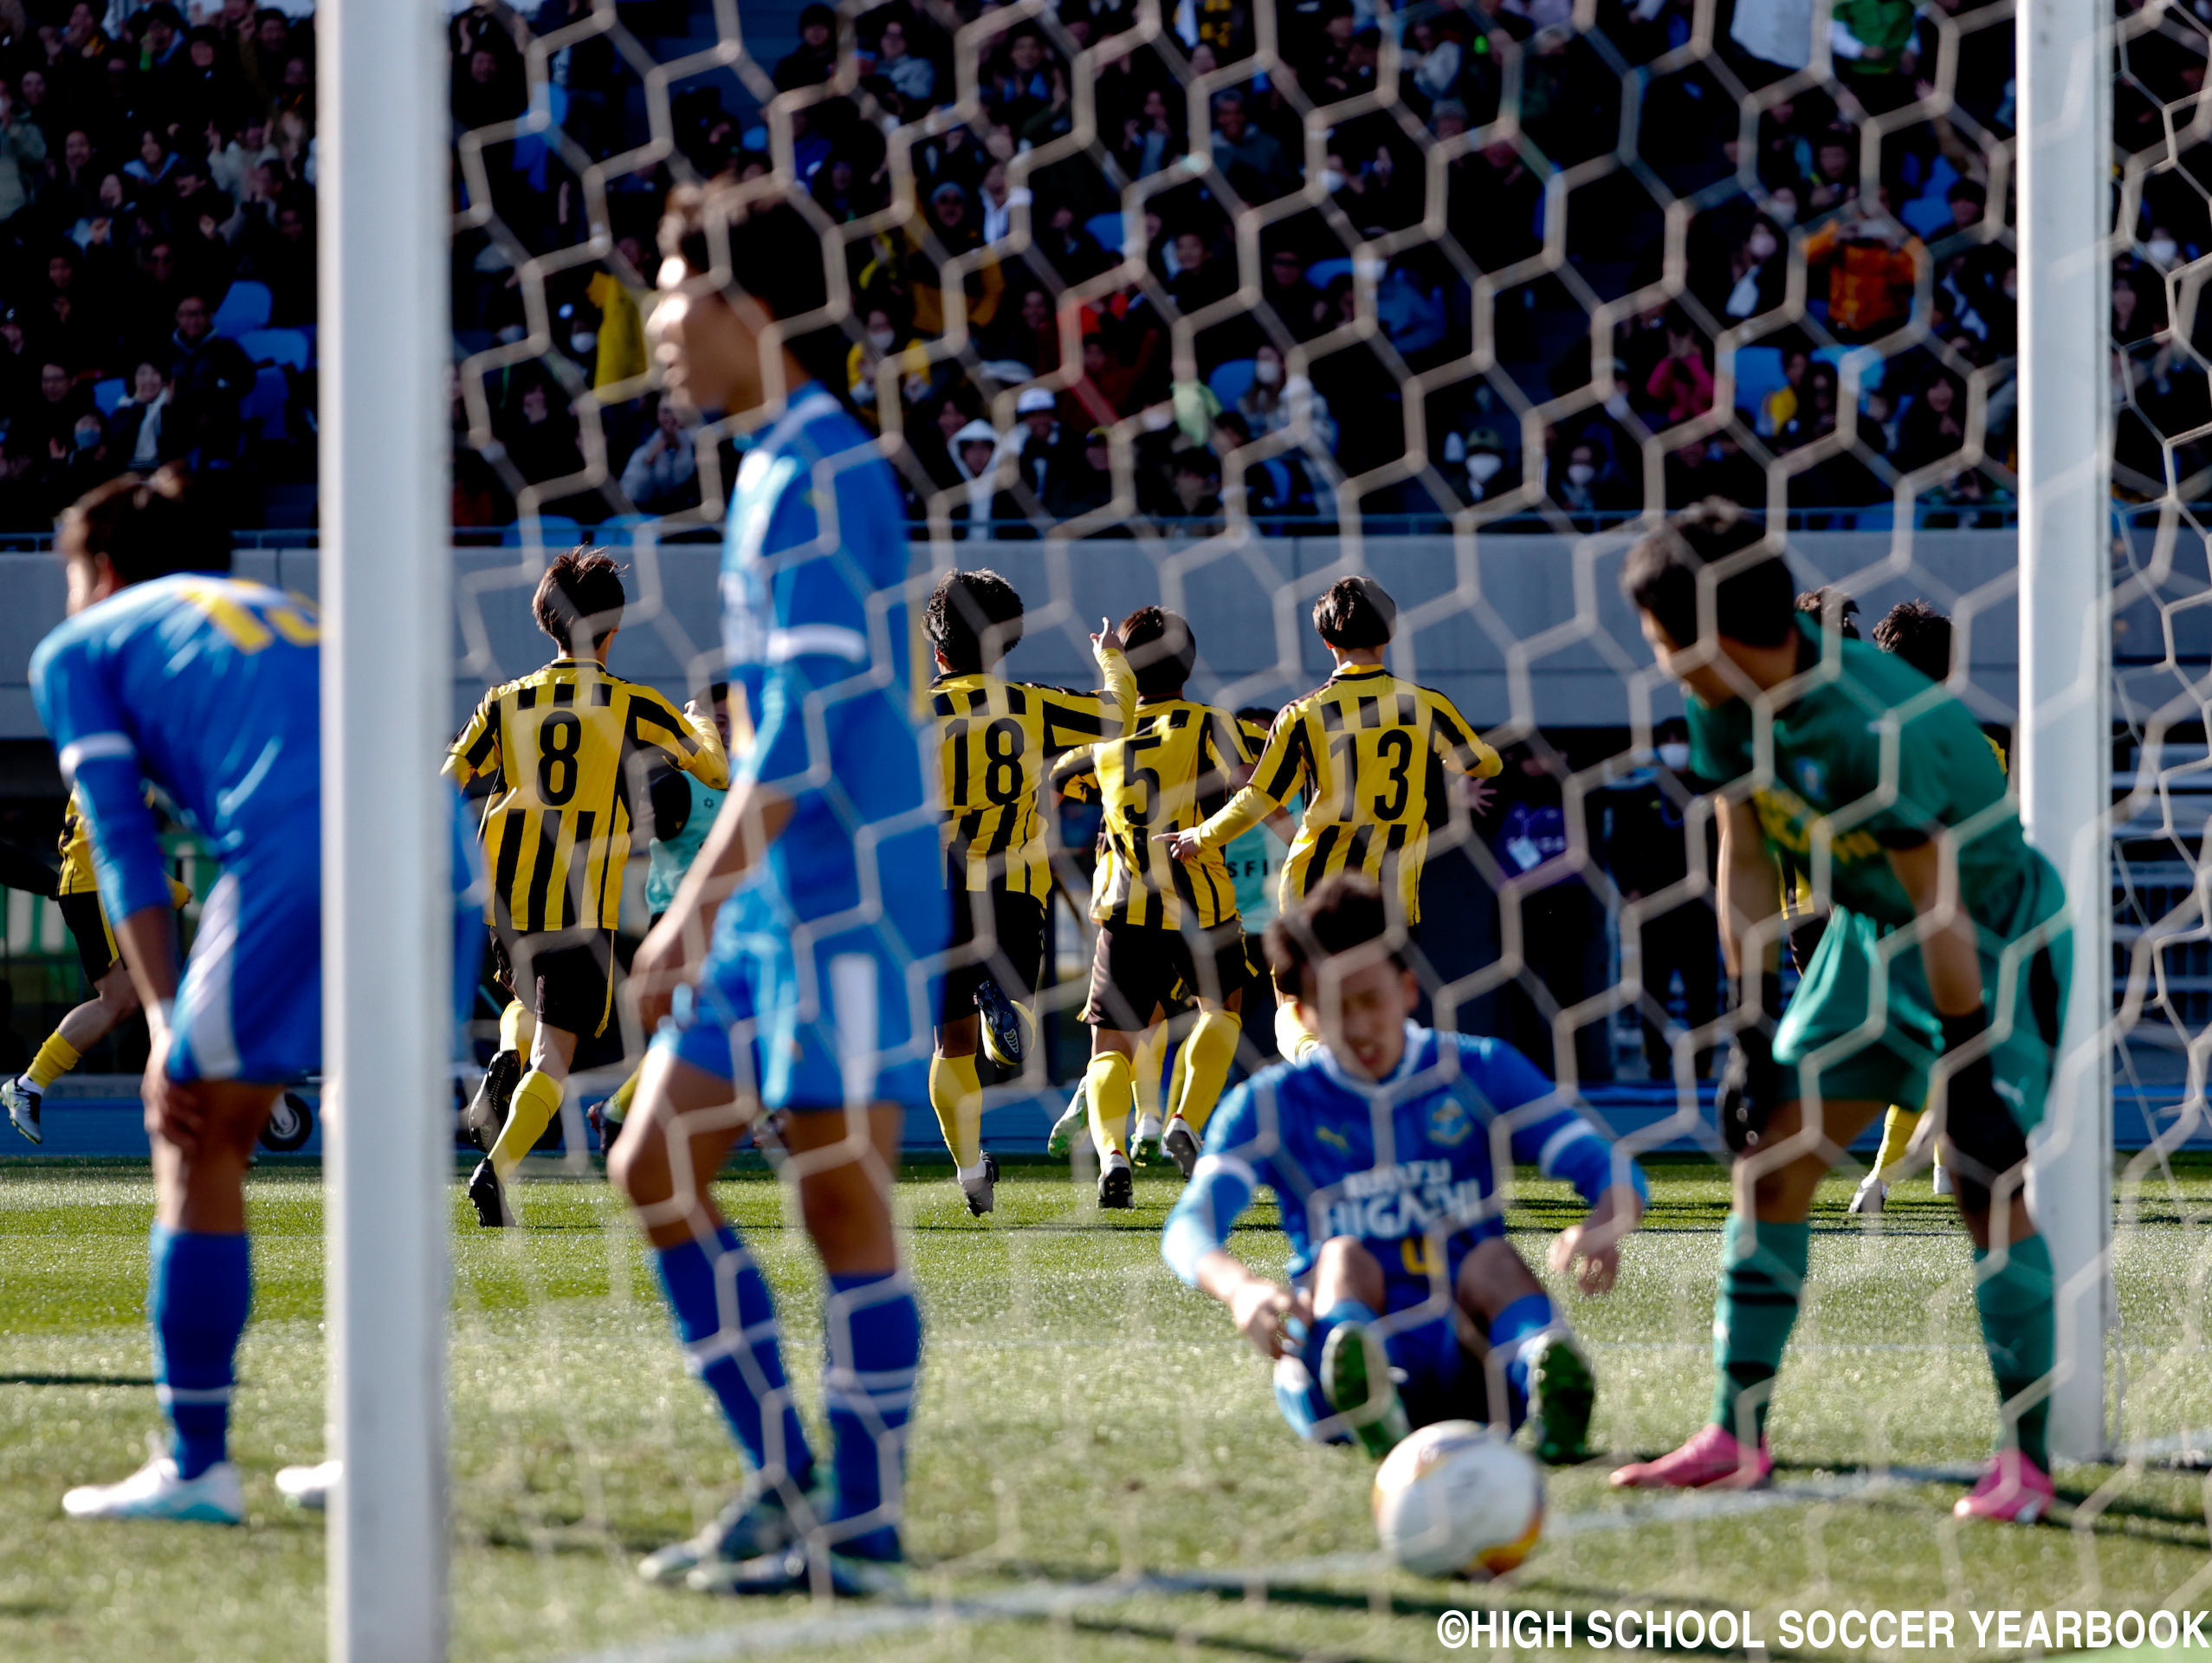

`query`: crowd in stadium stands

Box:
[0,1,2196,533]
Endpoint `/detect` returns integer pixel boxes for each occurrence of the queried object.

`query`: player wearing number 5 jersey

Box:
[1165,576,1501,1060]
[445,549,729,1226]
[923,568,1135,1213]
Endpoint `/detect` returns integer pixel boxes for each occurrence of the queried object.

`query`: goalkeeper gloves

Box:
[1716,972,1786,1155]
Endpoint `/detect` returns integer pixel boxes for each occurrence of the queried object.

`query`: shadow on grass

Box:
[0,1373,155,1387]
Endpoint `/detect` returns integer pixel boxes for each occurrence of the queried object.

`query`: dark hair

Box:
[657,188,846,385]
[1264,873,1406,1002]
[927,568,1024,673]
[1795,586,1860,640]
[59,468,230,584]
[707,678,731,702]
[534,547,626,651]
[1312,574,1395,650]
[1873,598,1954,683]
[1119,605,1196,697]
[1620,500,1794,650]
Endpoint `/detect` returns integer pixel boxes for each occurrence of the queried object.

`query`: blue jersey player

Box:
[1164,876,1647,1464]
[611,192,947,1598]
[32,476,322,1524]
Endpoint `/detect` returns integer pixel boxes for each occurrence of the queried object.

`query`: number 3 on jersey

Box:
[1331,727,1416,822]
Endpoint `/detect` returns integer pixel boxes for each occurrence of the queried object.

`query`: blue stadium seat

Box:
[1813,343,1885,394]
[501,514,584,547]
[1305,257,1353,292]
[1900,194,1957,240]
[1728,346,1788,434]
[242,366,288,441]
[1085,211,1125,254]
[238,327,309,370]
[1208,358,1257,410]
[210,280,272,338]
[92,377,126,416]
[592,513,654,547]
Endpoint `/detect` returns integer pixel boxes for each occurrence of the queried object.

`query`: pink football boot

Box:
[1952,1450,2055,1524]
[1610,1422,1774,1491]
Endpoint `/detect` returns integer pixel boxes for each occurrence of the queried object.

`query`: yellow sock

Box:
[1172,1011,1242,1135]
[490,1068,564,1181]
[1273,1001,1320,1064]
[1131,1026,1167,1126]
[1872,1103,1921,1178]
[498,1000,534,1057]
[27,1032,81,1090]
[1166,1039,1193,1127]
[928,1052,984,1168]
[606,1067,638,1124]
[1085,1052,1133,1161]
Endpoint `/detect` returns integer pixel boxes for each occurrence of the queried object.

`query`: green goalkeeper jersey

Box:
[1685,618,2065,940]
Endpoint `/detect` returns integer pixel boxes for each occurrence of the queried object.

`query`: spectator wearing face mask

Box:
[1446,426,1517,503]
[948,416,1008,534]
[1234,343,1336,452]
[845,305,928,428]
[1549,435,1634,519]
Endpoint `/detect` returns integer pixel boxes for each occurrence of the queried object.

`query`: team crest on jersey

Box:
[1794,758,1827,802]
[1426,1097,1472,1147]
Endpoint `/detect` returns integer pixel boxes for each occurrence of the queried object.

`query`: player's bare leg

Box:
[66,1079,280,1524]
[8,960,144,1144]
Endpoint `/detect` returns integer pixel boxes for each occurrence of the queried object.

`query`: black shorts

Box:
[491,925,615,1038]
[58,890,117,984]
[941,883,1046,1019]
[1082,920,1248,1029]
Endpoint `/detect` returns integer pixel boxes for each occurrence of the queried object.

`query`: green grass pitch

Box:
[3,1154,2211,1661]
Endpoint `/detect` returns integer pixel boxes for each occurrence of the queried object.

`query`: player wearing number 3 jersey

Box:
[1165,577,1501,1062]
[445,550,729,1226]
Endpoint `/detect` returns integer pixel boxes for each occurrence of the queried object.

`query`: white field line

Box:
[548,1475,1985,1663]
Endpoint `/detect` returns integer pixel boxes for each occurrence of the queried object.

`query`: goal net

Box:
[385,0,2210,1655]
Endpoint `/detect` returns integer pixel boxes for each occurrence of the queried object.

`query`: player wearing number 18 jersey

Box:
[923,568,1135,1213]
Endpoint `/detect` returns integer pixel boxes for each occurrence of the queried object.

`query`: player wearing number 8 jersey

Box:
[923,568,1135,1213]
[1165,577,1501,1061]
[445,550,729,1226]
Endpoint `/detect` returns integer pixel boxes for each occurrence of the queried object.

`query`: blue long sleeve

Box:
[71,753,172,921]
[1162,1151,1258,1287]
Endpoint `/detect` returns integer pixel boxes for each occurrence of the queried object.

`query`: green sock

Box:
[1710,1214,1810,1445]
[1973,1234,2055,1472]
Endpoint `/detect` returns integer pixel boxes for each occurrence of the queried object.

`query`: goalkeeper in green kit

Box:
[1609,504,2071,1524]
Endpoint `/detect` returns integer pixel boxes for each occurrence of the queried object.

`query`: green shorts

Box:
[1773,864,2071,1135]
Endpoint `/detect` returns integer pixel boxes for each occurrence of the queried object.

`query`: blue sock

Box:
[1297,1298,1381,1382]
[823,1272,922,1562]
[148,1226,251,1480]
[1489,1291,1558,1426]
[650,1228,814,1488]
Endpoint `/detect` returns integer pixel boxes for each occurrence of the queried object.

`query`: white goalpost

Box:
[2015,0,2116,1463]
[320,1,451,1658]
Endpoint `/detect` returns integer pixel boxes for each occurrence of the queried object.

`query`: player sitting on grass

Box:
[1609,504,2071,1524]
[3,786,191,1143]
[1162,874,1646,1464]
[29,476,320,1522]
[611,190,946,1598]
[925,567,1133,1213]
[445,550,728,1226]
[1162,576,1501,1066]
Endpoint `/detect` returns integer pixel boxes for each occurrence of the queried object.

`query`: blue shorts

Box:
[1274,1230,1490,1442]
[655,884,779,1093]
[659,848,945,1111]
[169,831,320,1084]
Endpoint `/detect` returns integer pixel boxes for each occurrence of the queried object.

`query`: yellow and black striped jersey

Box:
[933,648,1135,898]
[445,659,729,935]
[1193,664,1500,923]
[1050,700,1252,929]
[57,787,191,908]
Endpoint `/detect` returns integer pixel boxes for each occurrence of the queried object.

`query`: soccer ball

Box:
[1372,1420,1544,1578]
